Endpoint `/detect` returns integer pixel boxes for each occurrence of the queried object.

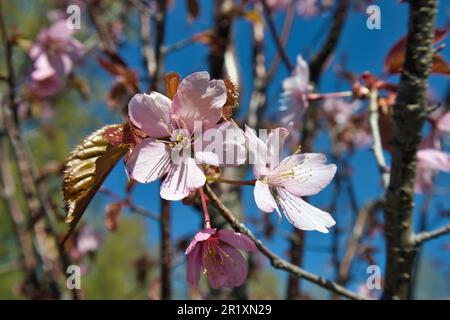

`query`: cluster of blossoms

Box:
[28,19,84,98]
[278,53,449,193]
[124,71,337,288]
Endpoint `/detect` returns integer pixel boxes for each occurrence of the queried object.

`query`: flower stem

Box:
[199,187,211,229]
[207,177,257,186]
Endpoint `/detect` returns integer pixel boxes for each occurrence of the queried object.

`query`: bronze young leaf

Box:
[62,124,129,241]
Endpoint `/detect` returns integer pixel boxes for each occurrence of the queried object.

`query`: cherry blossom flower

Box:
[415,148,450,193]
[28,19,84,97]
[422,107,450,149]
[265,0,292,10]
[323,98,360,126]
[70,225,101,260]
[28,55,63,98]
[245,126,337,233]
[322,98,372,152]
[297,0,320,17]
[185,228,257,289]
[280,55,312,129]
[265,0,324,17]
[125,71,245,201]
[415,107,450,193]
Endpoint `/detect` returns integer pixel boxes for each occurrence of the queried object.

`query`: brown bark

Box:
[382,0,437,300]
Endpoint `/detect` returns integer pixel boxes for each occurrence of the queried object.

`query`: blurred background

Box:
[0,0,449,299]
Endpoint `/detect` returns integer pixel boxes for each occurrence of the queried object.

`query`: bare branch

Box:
[140,10,157,82]
[309,0,349,84]
[261,0,293,72]
[338,200,382,284]
[247,3,267,129]
[160,196,172,299]
[266,3,295,82]
[414,224,450,246]
[368,89,390,188]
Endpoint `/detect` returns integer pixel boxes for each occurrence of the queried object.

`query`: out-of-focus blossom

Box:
[70,225,101,260]
[356,283,379,299]
[297,0,320,17]
[245,126,337,233]
[28,55,63,98]
[265,0,292,10]
[415,148,450,193]
[185,228,257,289]
[415,106,450,193]
[28,19,84,97]
[280,55,312,129]
[126,71,245,201]
[422,107,450,149]
[322,98,372,153]
[323,98,360,126]
[265,0,327,17]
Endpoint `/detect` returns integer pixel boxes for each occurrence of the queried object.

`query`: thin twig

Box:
[266,2,295,82]
[247,2,267,129]
[140,10,157,83]
[414,224,450,246]
[309,0,349,84]
[261,0,293,72]
[338,200,381,284]
[368,89,390,188]
[99,188,160,221]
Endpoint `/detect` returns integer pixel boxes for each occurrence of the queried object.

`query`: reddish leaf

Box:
[431,54,450,76]
[384,27,449,74]
[104,202,123,232]
[62,125,129,241]
[103,122,137,146]
[107,81,129,110]
[97,56,125,76]
[164,72,180,100]
[186,0,199,22]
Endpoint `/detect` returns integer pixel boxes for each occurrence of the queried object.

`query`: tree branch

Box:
[309,0,349,84]
[382,0,437,300]
[261,0,293,72]
[266,2,294,82]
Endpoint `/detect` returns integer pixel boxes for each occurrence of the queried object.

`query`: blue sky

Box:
[85,0,450,298]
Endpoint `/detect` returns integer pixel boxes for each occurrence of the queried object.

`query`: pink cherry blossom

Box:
[70,225,101,260]
[245,126,337,233]
[265,0,323,17]
[28,19,84,97]
[265,0,292,10]
[280,55,311,129]
[28,54,63,98]
[185,228,257,289]
[422,108,450,150]
[297,0,320,17]
[323,98,360,126]
[415,148,450,193]
[436,112,450,133]
[126,71,245,201]
[322,98,372,152]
